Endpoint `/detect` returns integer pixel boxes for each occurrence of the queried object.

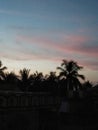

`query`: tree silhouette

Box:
[47,72,57,82]
[83,81,93,90]
[44,71,58,94]
[34,71,44,82]
[18,68,33,91]
[57,59,85,98]
[2,71,18,84]
[0,60,7,81]
[30,71,44,91]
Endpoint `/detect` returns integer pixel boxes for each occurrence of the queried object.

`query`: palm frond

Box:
[57,67,65,72]
[0,66,7,71]
[77,74,85,80]
[58,71,67,79]
[61,59,67,66]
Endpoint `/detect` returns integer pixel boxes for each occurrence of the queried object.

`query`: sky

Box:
[0,0,98,82]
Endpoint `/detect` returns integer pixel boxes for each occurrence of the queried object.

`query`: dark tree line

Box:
[0,59,95,98]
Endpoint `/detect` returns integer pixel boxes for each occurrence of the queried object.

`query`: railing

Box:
[0,91,61,109]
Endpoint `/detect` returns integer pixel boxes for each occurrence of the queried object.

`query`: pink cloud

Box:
[78,60,98,70]
[16,34,97,57]
[72,46,98,57]
[0,46,62,62]
[15,34,98,70]
[63,34,90,43]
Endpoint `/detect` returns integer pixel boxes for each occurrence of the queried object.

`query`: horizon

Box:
[0,0,98,82]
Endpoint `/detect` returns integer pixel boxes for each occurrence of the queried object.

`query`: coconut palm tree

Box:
[1,71,20,91]
[0,60,7,81]
[44,71,58,93]
[31,71,44,91]
[57,59,85,98]
[3,71,18,84]
[18,68,33,91]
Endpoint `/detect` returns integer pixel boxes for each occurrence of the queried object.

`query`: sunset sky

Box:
[0,0,98,82]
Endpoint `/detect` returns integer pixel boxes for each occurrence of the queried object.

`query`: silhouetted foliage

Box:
[57,59,85,98]
[29,71,44,91]
[18,68,33,91]
[0,60,7,81]
[2,71,18,84]
[42,71,59,94]
[0,59,96,100]
[83,81,93,90]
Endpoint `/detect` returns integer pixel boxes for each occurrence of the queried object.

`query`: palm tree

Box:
[47,72,57,81]
[3,71,18,84]
[31,71,44,91]
[0,60,7,81]
[45,72,58,93]
[57,59,85,98]
[18,68,33,91]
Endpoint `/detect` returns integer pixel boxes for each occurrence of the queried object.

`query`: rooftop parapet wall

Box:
[0,91,61,109]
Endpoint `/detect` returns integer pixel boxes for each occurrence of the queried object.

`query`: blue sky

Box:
[0,0,98,82]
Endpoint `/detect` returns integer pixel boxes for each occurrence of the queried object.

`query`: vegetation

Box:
[0,59,97,98]
[57,60,85,97]
[18,68,33,91]
[0,60,7,81]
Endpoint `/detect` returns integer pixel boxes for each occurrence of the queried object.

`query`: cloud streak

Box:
[15,34,98,70]
[0,9,58,20]
[16,34,98,57]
